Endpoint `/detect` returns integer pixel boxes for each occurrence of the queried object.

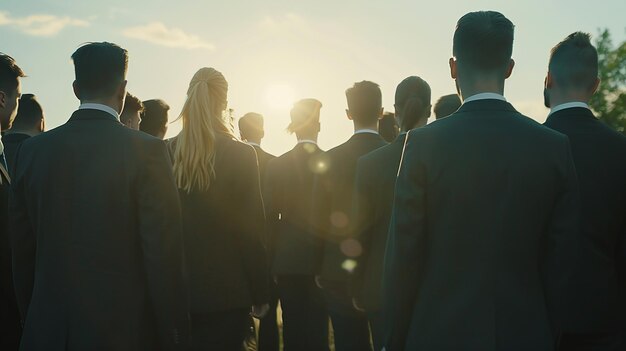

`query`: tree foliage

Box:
[589,29,626,134]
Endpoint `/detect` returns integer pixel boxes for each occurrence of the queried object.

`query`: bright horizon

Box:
[2,0,624,155]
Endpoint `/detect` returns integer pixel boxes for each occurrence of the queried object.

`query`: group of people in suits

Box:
[0,9,624,351]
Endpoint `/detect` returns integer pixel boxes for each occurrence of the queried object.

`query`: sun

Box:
[265,83,295,110]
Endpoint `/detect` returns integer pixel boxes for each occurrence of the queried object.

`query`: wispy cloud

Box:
[122,22,214,50]
[0,11,89,37]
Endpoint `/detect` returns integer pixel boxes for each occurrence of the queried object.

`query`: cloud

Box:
[122,22,214,50]
[0,11,89,37]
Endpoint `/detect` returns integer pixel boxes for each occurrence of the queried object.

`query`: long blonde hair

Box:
[173,67,233,193]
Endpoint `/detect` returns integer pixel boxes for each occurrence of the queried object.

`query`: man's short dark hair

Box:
[346,81,382,124]
[0,53,26,95]
[238,112,264,141]
[453,11,515,72]
[549,32,598,90]
[140,99,170,136]
[71,42,128,100]
[121,92,144,123]
[378,112,398,142]
[434,94,462,119]
[12,94,43,129]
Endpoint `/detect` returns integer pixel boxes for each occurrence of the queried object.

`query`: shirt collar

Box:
[549,101,590,116]
[297,139,318,145]
[463,93,507,104]
[79,103,120,120]
[246,142,261,148]
[354,129,379,135]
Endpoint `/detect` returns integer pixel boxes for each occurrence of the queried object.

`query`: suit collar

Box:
[69,109,123,123]
[546,106,596,123]
[349,132,385,142]
[455,99,518,114]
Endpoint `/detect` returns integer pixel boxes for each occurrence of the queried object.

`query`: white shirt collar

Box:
[549,101,590,116]
[79,103,119,119]
[463,93,507,104]
[354,129,379,135]
[297,139,318,145]
[246,142,261,148]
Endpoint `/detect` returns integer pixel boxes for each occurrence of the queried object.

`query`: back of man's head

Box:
[12,94,44,132]
[549,32,598,92]
[71,42,128,101]
[120,92,143,129]
[140,99,170,139]
[345,81,382,125]
[434,94,462,119]
[453,11,514,75]
[239,112,265,143]
[289,98,322,138]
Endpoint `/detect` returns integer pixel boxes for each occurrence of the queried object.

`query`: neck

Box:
[81,98,121,114]
[354,121,378,132]
[296,133,318,143]
[549,90,591,108]
[457,76,505,101]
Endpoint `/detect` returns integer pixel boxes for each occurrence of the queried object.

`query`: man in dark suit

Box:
[265,99,329,351]
[238,111,278,351]
[384,11,580,351]
[311,81,387,351]
[3,94,45,171]
[9,42,188,351]
[352,76,431,351]
[543,32,626,351]
[0,52,25,351]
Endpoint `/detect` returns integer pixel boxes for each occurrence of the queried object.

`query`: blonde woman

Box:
[171,67,269,350]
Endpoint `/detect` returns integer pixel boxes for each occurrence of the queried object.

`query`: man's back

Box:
[266,142,323,275]
[385,99,579,351]
[545,107,626,333]
[311,132,387,281]
[10,109,187,351]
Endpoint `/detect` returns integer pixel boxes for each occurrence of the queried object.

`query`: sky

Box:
[2,0,625,155]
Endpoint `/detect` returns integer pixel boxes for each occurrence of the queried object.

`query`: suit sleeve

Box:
[8,146,36,322]
[137,139,189,349]
[237,146,270,306]
[263,159,280,275]
[383,132,426,350]
[350,158,375,304]
[540,137,581,333]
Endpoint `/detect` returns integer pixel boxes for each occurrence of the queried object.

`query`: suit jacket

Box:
[2,133,31,173]
[9,109,188,351]
[384,99,581,351]
[265,142,325,275]
[175,134,269,314]
[352,133,406,311]
[311,133,387,282]
[1,158,21,350]
[545,107,626,333]
[250,144,275,186]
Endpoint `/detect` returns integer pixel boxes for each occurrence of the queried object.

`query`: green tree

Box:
[589,29,626,134]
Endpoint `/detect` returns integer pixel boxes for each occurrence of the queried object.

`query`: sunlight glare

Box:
[265,83,295,110]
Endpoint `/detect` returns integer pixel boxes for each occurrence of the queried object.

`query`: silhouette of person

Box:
[433,94,461,119]
[120,92,143,130]
[265,98,330,351]
[352,76,431,351]
[0,52,25,351]
[378,112,399,142]
[311,81,387,351]
[543,32,626,351]
[384,11,580,350]
[9,42,189,350]
[3,94,45,171]
[169,67,270,351]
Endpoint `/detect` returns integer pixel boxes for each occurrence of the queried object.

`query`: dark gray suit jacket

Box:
[351,133,406,311]
[384,99,581,351]
[545,107,626,334]
[10,109,188,351]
